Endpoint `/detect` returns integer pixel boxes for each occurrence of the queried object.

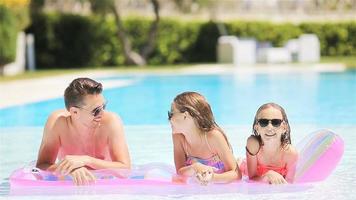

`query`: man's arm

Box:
[86,112,131,169]
[36,110,63,171]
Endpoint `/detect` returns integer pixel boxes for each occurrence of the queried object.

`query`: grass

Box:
[0,64,195,82]
[321,56,356,69]
[1,56,355,82]
[0,69,82,82]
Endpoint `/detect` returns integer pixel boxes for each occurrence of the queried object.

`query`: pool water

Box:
[0,70,355,199]
[1,71,356,127]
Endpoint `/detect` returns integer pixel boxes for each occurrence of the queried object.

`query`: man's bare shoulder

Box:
[99,112,124,133]
[101,111,122,124]
[48,109,70,119]
[45,109,70,131]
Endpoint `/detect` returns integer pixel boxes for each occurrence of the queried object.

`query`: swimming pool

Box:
[1,70,355,199]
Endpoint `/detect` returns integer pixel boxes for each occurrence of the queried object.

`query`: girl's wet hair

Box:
[252,102,291,149]
[173,92,232,148]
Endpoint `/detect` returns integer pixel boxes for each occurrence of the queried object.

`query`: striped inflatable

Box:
[294,129,344,183]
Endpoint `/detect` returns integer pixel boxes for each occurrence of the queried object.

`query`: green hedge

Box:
[0,5,17,66]
[26,13,121,68]
[299,22,356,56]
[27,13,356,68]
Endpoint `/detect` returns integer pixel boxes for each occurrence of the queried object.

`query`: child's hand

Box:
[192,163,216,185]
[195,170,214,185]
[192,162,217,174]
[262,170,287,184]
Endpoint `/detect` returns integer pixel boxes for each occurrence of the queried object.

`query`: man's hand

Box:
[69,167,96,185]
[262,170,287,184]
[55,155,90,175]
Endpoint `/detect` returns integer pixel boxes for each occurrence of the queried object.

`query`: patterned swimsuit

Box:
[183,134,225,174]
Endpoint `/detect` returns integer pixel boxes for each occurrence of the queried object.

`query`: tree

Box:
[0,5,17,68]
[0,0,30,69]
[90,0,160,66]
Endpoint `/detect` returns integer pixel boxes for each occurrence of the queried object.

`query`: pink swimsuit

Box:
[239,149,288,177]
[256,150,287,177]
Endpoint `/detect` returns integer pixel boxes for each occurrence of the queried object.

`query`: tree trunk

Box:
[111,0,160,66]
[140,0,160,60]
[111,4,146,66]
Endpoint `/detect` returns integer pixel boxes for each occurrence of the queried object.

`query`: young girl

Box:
[169,92,241,185]
[245,103,298,184]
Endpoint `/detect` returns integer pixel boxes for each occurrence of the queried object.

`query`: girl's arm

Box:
[284,145,299,183]
[245,135,260,179]
[173,134,195,176]
[210,130,241,183]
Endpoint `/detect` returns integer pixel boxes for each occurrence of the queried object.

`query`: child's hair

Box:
[252,102,291,149]
[173,91,231,147]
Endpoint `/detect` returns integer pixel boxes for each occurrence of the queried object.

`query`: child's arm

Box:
[172,134,194,176]
[209,130,241,183]
[245,135,260,179]
[284,145,299,183]
[245,135,287,184]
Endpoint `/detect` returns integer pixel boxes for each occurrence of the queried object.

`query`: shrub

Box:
[27,13,120,68]
[0,5,17,66]
[28,13,356,68]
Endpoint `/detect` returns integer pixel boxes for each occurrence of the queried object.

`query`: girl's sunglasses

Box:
[168,111,173,120]
[168,110,182,120]
[257,118,283,127]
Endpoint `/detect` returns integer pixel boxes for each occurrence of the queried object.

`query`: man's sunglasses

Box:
[77,102,107,117]
[257,118,283,127]
[91,103,106,117]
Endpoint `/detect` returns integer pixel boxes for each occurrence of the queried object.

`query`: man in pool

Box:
[36,77,131,185]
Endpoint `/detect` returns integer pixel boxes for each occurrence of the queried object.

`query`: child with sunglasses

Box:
[243,103,298,184]
[169,92,241,185]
